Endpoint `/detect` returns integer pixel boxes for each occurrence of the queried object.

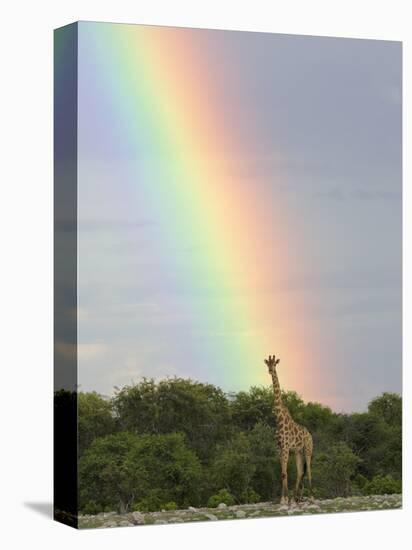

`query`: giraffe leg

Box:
[305,453,313,501]
[294,451,304,504]
[280,448,289,505]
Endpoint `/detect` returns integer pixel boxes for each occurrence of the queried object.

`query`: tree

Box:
[300,401,334,434]
[79,431,202,513]
[78,392,115,456]
[247,422,280,500]
[368,393,402,427]
[338,412,396,479]
[210,432,256,502]
[281,390,306,423]
[113,377,231,463]
[230,386,274,431]
[128,432,202,510]
[79,432,144,513]
[313,442,360,498]
[112,378,159,434]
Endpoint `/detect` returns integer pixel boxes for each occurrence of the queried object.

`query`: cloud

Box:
[78,342,107,361]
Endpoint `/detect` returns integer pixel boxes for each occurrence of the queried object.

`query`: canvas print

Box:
[54,22,402,529]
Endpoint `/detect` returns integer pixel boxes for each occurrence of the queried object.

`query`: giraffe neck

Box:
[271,370,284,418]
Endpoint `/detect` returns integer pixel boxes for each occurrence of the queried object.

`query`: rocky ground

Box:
[78,494,402,529]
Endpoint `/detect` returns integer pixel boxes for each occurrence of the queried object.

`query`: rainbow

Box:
[76,22,324,394]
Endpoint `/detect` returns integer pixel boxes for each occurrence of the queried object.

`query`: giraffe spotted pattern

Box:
[265,354,314,505]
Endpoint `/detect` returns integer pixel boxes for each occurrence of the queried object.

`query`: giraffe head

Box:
[264,354,280,375]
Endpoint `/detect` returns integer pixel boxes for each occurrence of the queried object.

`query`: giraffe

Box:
[264,354,313,505]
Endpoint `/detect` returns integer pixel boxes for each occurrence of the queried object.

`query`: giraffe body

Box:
[264,355,314,504]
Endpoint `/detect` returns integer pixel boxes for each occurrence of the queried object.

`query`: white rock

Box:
[217,503,227,509]
[188,506,197,512]
[130,511,145,524]
[205,513,218,521]
[235,510,246,518]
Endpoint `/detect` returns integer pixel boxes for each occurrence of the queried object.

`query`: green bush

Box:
[207,489,235,508]
[134,498,178,512]
[211,433,256,501]
[247,422,279,500]
[133,490,164,512]
[240,488,261,503]
[363,474,401,495]
[82,501,104,515]
[164,501,178,511]
[313,442,360,498]
[351,474,369,495]
[79,431,202,514]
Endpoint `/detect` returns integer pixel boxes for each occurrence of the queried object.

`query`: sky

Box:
[75,23,401,412]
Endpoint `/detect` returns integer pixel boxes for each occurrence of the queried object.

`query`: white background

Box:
[0,1,410,548]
